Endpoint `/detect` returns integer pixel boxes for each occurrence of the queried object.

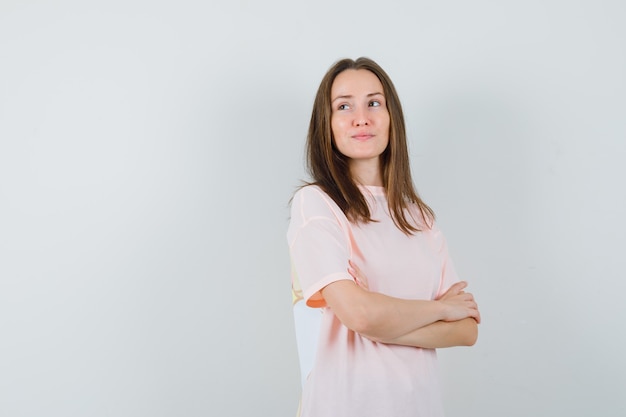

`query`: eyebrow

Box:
[331,92,384,104]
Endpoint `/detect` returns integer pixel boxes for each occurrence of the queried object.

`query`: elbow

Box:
[347,304,387,340]
[333,299,377,337]
[344,304,373,335]
[321,281,389,340]
[464,319,479,346]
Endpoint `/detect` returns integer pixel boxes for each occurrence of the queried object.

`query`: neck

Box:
[349,158,383,186]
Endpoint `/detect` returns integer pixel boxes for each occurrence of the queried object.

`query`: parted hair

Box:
[305,57,434,234]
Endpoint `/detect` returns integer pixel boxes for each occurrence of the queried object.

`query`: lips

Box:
[352,132,374,141]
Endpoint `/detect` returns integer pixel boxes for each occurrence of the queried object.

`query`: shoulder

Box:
[291,185,341,218]
[292,184,331,202]
[292,184,324,200]
[289,185,349,233]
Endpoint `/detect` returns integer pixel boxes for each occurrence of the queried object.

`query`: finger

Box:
[447,281,468,295]
[470,303,480,323]
[439,281,467,300]
[474,310,481,324]
[450,293,472,302]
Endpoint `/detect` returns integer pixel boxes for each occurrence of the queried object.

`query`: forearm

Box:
[375,318,478,349]
[354,291,448,341]
[321,281,447,341]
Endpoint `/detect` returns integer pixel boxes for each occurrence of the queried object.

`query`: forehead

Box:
[331,69,384,97]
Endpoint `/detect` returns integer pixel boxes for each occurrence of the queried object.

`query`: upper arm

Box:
[288,187,355,308]
[320,279,371,333]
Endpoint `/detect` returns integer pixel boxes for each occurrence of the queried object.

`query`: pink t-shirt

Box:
[288,185,459,417]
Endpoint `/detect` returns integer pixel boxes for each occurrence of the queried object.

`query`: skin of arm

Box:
[321,261,481,346]
[378,318,478,348]
[320,279,480,342]
[375,279,480,348]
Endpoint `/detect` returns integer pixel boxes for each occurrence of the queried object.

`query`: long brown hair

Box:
[305,57,434,234]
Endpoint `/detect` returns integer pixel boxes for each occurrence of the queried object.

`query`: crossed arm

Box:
[382,317,478,348]
[320,262,480,349]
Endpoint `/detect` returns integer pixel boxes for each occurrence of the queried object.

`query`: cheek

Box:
[330,117,346,138]
[382,113,391,128]
[381,116,391,138]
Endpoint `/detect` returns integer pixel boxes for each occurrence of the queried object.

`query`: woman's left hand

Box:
[437,281,481,324]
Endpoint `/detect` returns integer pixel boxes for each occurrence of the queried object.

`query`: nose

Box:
[353,109,370,126]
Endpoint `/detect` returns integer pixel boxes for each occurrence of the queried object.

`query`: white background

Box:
[1,1,625,416]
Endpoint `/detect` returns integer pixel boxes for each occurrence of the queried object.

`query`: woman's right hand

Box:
[347,259,369,290]
[437,281,481,323]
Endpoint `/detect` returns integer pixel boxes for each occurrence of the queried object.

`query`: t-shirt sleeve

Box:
[287,187,354,308]
[432,222,461,298]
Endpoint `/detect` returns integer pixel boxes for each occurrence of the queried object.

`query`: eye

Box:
[369,100,382,107]
[337,103,350,111]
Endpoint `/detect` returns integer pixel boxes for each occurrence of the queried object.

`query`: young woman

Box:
[288,57,481,417]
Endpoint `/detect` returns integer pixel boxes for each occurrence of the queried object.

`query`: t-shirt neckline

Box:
[358,184,385,196]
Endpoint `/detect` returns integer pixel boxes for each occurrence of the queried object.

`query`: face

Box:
[330,69,390,169]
